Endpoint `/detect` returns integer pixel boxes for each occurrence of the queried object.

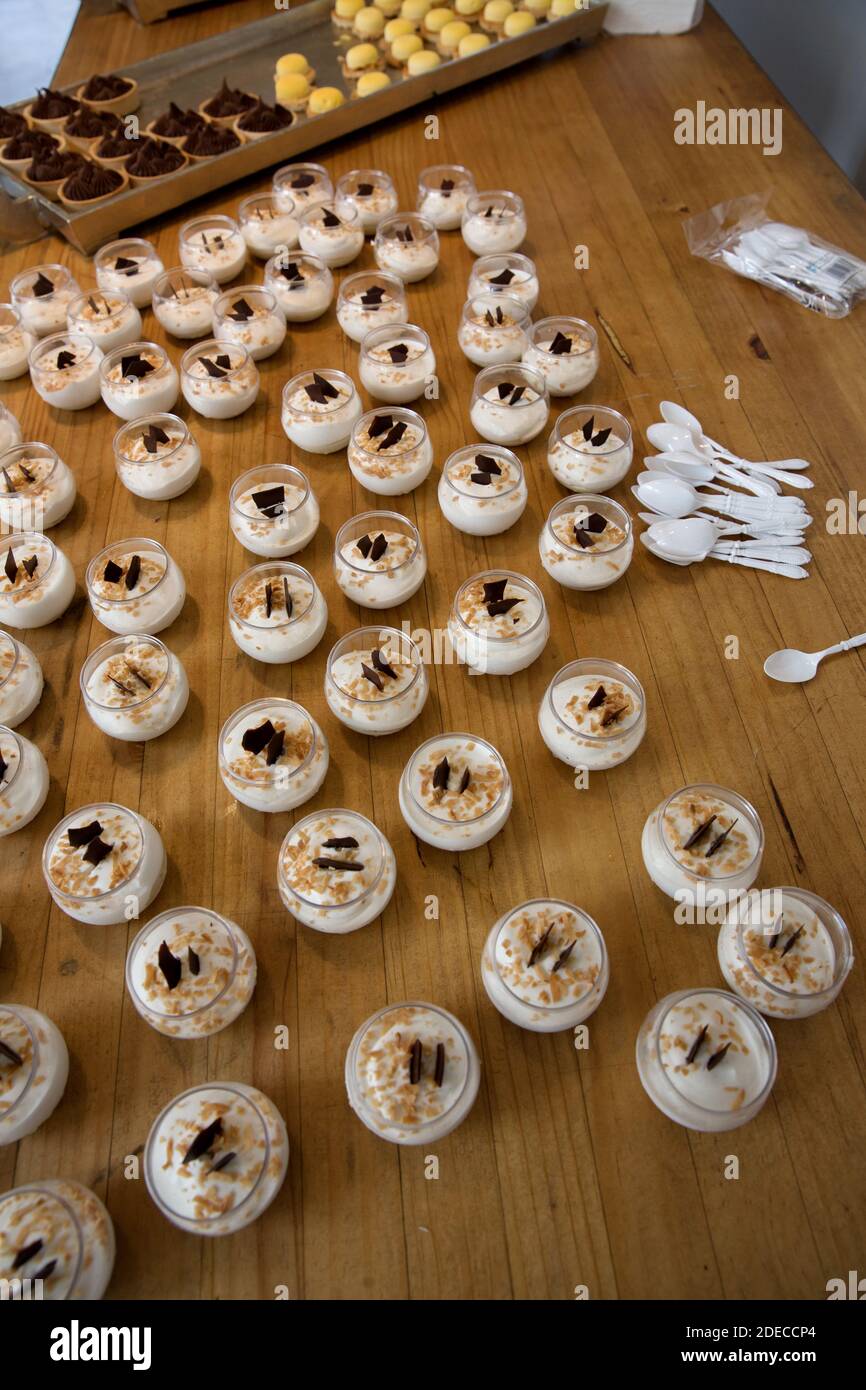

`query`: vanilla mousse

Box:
[0,1181,115,1299]
[468,252,539,311]
[213,286,286,361]
[641,783,764,907]
[359,323,436,404]
[547,406,634,493]
[95,237,165,307]
[99,341,179,419]
[539,495,633,590]
[417,164,476,230]
[228,561,327,664]
[0,1004,68,1144]
[273,161,333,214]
[399,733,512,850]
[238,191,300,258]
[145,1081,289,1236]
[458,293,530,367]
[113,414,201,500]
[278,808,396,933]
[0,533,75,627]
[348,408,432,495]
[152,267,218,339]
[448,571,548,676]
[0,442,76,530]
[264,253,334,321]
[0,631,43,727]
[81,635,189,742]
[482,900,609,1032]
[334,511,426,609]
[346,1002,481,1144]
[636,987,777,1131]
[718,887,853,1019]
[127,907,257,1037]
[180,340,259,419]
[539,659,646,771]
[11,263,80,336]
[0,404,21,456]
[281,368,361,453]
[522,317,599,396]
[470,365,549,445]
[336,270,407,343]
[298,201,364,267]
[0,726,49,836]
[373,213,439,282]
[438,445,526,536]
[336,168,399,233]
[30,332,104,410]
[325,627,428,735]
[0,304,37,379]
[219,698,328,811]
[67,289,141,352]
[230,464,319,557]
[462,191,527,255]
[179,215,247,283]
[86,538,185,634]
[43,802,166,923]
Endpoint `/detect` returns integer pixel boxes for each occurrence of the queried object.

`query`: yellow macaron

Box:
[391,32,424,61]
[334,0,364,21]
[401,0,433,22]
[308,86,346,114]
[456,0,485,12]
[354,5,386,36]
[521,0,550,12]
[275,72,312,110]
[356,71,393,95]
[439,18,470,50]
[504,9,535,33]
[423,6,454,33]
[345,41,382,73]
[276,53,312,77]
[481,0,513,28]
[375,0,403,12]
[385,15,414,39]
[549,0,577,12]
[408,48,442,74]
[458,31,491,54]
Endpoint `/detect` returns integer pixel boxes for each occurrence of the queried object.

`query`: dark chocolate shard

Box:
[33,1260,57,1282]
[0,1039,23,1068]
[377,421,407,451]
[432,755,450,791]
[356,181,374,196]
[573,526,595,550]
[434,1041,446,1087]
[355,533,372,559]
[55,349,76,370]
[440,178,454,192]
[470,472,493,485]
[113,256,137,271]
[109,675,134,696]
[120,353,154,380]
[780,924,804,958]
[124,554,141,591]
[497,381,515,400]
[360,284,385,306]
[685,1024,708,1065]
[528,920,555,968]
[3,548,17,585]
[305,370,339,403]
[200,355,228,378]
[215,354,231,369]
[182,1117,223,1164]
[549,331,572,355]
[0,750,6,785]
[188,946,201,976]
[158,939,182,990]
[67,819,103,848]
[387,343,409,364]
[367,412,393,438]
[552,940,577,973]
[12,1238,42,1267]
[82,836,113,866]
[705,817,738,858]
[242,719,276,755]
[487,597,522,617]
[408,1038,422,1084]
[484,204,494,218]
[488,268,514,286]
[209,1150,236,1174]
[17,461,35,482]
[125,662,152,690]
[1,467,16,494]
[369,533,388,562]
[32,272,55,297]
[766,914,783,951]
[361,661,384,691]
[706,1042,731,1071]
[321,208,341,227]
[102,559,123,584]
[395,224,414,242]
[587,685,606,710]
[142,423,169,453]
[584,512,608,533]
[322,837,359,850]
[265,728,285,766]
[265,580,274,618]
[509,385,525,405]
[458,767,471,794]
[291,172,315,188]
[229,295,253,322]
[251,485,285,517]
[278,261,303,283]
[601,700,629,728]
[371,647,397,679]
[591,427,612,448]
[482,578,507,604]
[474,453,501,475]
[682,815,716,851]
[581,415,595,442]
[312,856,364,871]
[282,576,292,617]
[22,554,38,579]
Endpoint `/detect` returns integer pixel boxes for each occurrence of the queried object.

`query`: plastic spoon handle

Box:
[818,631,866,659]
[714,462,781,496]
[709,554,809,578]
[717,458,813,490]
[712,544,812,565]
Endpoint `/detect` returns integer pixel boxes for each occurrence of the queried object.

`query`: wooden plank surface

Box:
[1,0,865,1300]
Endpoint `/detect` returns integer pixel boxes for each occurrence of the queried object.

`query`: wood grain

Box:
[1,0,865,1300]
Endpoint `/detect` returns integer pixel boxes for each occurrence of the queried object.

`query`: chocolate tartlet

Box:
[0,106,27,139]
[25,149,86,194]
[0,129,59,167]
[65,108,120,147]
[29,88,80,124]
[183,123,241,158]
[60,161,126,205]
[125,137,186,181]
[94,130,144,167]
[149,101,206,144]
[81,73,134,102]
[235,99,293,136]
[200,79,256,124]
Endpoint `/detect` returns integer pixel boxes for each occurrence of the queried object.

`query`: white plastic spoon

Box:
[634,476,810,528]
[646,432,782,496]
[638,467,805,513]
[659,401,812,470]
[763,632,866,682]
[636,511,801,545]
[640,532,809,577]
[646,519,808,562]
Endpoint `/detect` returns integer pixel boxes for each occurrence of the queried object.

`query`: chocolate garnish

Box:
[591,427,612,448]
[780,924,804,958]
[251,485,285,518]
[367,413,393,438]
[113,256,137,272]
[3,549,17,585]
[305,370,339,403]
[18,461,35,483]
[509,385,526,405]
[369,533,388,562]
[355,533,372,559]
[228,296,253,322]
[22,554,38,579]
[474,454,501,475]
[67,819,102,848]
[282,577,292,617]
[360,285,386,306]
[209,1150,236,1173]
[433,755,450,791]
[103,559,123,584]
[0,750,6,785]
[215,354,231,369]
[278,261,303,283]
[158,939,182,990]
[584,512,608,533]
[82,836,113,866]
[706,1042,731,1071]
[125,662,151,690]
[440,178,454,192]
[371,648,397,679]
[487,597,522,617]
[484,205,494,218]
[581,416,595,442]
[125,554,141,591]
[497,381,515,400]
[55,349,76,370]
[587,685,606,710]
[408,1038,422,1084]
[321,208,341,228]
[470,472,493,485]
[377,422,407,451]
[685,1024,708,1064]
[120,353,154,380]
[434,1042,446,1087]
[142,423,169,453]
[199,355,228,378]
[0,1039,23,1068]
[549,331,572,355]
[682,815,716,851]
[31,272,55,298]
[552,940,577,973]
[705,817,738,858]
[766,914,783,951]
[188,946,201,976]
[291,172,315,188]
[387,343,409,364]
[356,181,374,196]
[110,675,134,696]
[33,1260,57,1282]
[242,719,276,755]
[12,1239,41,1267]
[488,268,514,285]
[601,700,628,728]
[458,767,471,793]
[182,1117,223,1164]
[322,836,360,851]
[482,578,507,604]
[361,662,384,691]
[265,580,274,618]
[2,467,16,494]
[528,920,555,968]
[265,728,285,766]
[394,224,414,242]
[312,857,364,871]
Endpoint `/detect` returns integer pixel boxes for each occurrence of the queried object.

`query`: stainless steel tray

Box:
[0,0,607,253]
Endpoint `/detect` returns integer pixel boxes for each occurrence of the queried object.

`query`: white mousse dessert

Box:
[126,907,257,1037]
[0,1004,69,1143]
[0,442,76,530]
[347,408,432,495]
[482,900,609,1032]
[67,289,141,352]
[438,445,527,536]
[113,414,201,500]
[180,339,259,419]
[539,659,647,772]
[398,733,512,851]
[152,267,218,339]
[29,332,104,410]
[448,570,549,676]
[335,168,399,233]
[298,201,364,267]
[144,1081,289,1235]
[462,190,527,255]
[458,293,531,366]
[417,163,476,230]
[43,801,166,924]
[641,783,764,907]
[218,698,328,811]
[238,191,299,257]
[0,303,37,378]
[178,215,247,283]
[273,161,333,214]
[228,561,327,664]
[11,263,80,336]
[547,405,634,493]
[470,365,549,445]
[636,988,777,1131]
[213,285,286,361]
[336,270,407,343]
[0,533,75,628]
[0,631,43,727]
[230,464,319,557]
[0,726,49,836]
[539,495,633,590]
[87,538,185,634]
[81,635,189,742]
[522,316,599,396]
[95,237,165,307]
[359,323,435,403]
[99,341,179,420]
[468,252,539,311]
[345,1002,481,1144]
[373,213,440,282]
[325,627,428,735]
[281,368,361,453]
[264,252,334,321]
[278,808,396,933]
[334,511,426,609]
[0,1181,115,1299]
[718,887,853,1020]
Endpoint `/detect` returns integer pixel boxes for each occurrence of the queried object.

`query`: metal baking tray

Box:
[0,0,607,253]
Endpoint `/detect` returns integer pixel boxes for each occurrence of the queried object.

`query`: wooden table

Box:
[2,0,865,1301]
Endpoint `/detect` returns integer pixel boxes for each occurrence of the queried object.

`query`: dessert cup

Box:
[641,783,765,909]
[0,442,76,530]
[334,510,426,609]
[298,201,364,268]
[417,163,476,229]
[547,405,634,493]
[152,267,218,339]
[0,631,43,728]
[178,214,246,284]
[0,403,22,455]
[43,801,166,924]
[281,368,361,453]
[0,532,75,627]
[126,907,256,1037]
[336,270,407,343]
[218,698,328,812]
[180,340,259,419]
[0,726,49,836]
[373,212,439,282]
[462,190,527,255]
[448,569,549,675]
[458,292,531,366]
[66,289,141,352]
[99,341,179,420]
[80,635,189,742]
[238,192,299,257]
[0,1004,69,1143]
[347,407,432,495]
[468,251,539,311]
[398,732,512,850]
[539,494,633,590]
[94,238,164,307]
[29,332,104,410]
[335,168,399,233]
[359,322,436,404]
[469,364,549,445]
[324,627,428,734]
[438,444,526,535]
[264,252,334,321]
[278,808,396,932]
[539,658,646,771]
[0,1181,115,1299]
[11,263,79,336]
[273,161,333,214]
[482,900,609,1032]
[86,537,185,634]
[0,303,37,379]
[113,413,201,500]
[229,463,319,557]
[212,285,286,361]
[228,561,327,664]
[522,316,599,396]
